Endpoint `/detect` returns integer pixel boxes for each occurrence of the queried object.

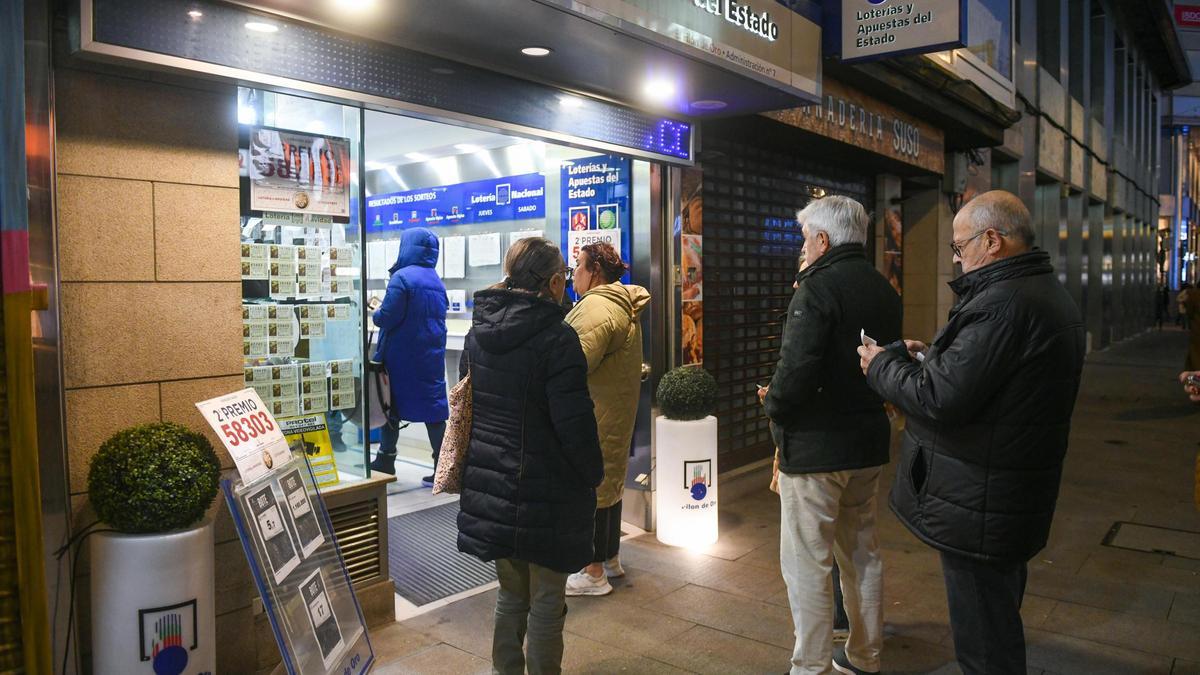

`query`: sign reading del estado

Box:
[840,0,963,63]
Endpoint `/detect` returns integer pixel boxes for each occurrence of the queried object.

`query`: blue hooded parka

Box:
[372,227,449,423]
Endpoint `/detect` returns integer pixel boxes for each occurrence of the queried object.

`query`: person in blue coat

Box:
[372,227,449,481]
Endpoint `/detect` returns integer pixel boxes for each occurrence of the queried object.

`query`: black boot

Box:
[369,452,396,475]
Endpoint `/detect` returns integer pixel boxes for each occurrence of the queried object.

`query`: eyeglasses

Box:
[950,228,1009,257]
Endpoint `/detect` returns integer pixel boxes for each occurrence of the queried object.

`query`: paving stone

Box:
[1169,592,1200,627]
[564,592,695,656]
[1042,601,1200,662]
[1025,627,1174,675]
[560,632,693,674]
[651,584,794,650]
[374,643,490,675]
[1026,566,1175,619]
[400,589,497,660]
[1173,658,1200,675]
[649,624,792,675]
[370,622,440,666]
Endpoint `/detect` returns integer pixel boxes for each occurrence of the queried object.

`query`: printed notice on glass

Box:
[443,236,466,278]
[248,127,351,217]
[279,468,324,558]
[244,482,301,584]
[195,388,292,484]
[299,568,346,669]
[468,232,502,267]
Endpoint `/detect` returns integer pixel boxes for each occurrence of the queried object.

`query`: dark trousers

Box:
[591,501,622,563]
[940,551,1028,675]
[831,562,849,631]
[379,419,446,465]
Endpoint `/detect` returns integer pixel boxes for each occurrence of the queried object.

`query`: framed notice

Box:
[244,482,301,584]
[299,569,346,669]
[249,126,352,217]
[221,454,372,674]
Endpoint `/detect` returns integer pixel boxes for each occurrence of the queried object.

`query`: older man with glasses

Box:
[857,190,1086,675]
[762,195,901,675]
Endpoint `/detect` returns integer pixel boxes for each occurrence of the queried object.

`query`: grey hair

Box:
[796,195,868,246]
[963,190,1035,248]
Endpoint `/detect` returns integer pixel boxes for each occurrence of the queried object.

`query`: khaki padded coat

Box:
[565,282,650,507]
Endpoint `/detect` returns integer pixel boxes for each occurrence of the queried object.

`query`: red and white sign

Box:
[566,229,621,269]
[1176,4,1200,29]
[195,388,292,484]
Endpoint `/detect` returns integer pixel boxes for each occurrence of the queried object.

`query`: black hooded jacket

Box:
[455,288,604,573]
[866,251,1085,563]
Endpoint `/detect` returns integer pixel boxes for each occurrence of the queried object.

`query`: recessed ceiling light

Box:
[454,144,481,153]
[558,95,584,109]
[244,21,279,33]
[642,78,677,103]
[691,99,727,110]
[521,46,552,57]
[364,160,388,170]
[332,0,376,11]
[187,9,203,18]
[405,152,429,161]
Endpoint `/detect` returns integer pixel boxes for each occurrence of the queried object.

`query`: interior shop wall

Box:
[54,67,263,672]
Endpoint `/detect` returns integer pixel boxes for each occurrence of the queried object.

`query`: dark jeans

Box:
[378,419,446,466]
[592,501,622,563]
[940,551,1028,675]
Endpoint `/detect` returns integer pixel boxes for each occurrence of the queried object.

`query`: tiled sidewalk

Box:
[372,328,1200,674]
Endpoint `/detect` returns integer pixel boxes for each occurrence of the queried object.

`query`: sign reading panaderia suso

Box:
[838,0,964,63]
[762,77,945,174]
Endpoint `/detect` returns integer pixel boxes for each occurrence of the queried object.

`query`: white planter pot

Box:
[654,415,719,548]
[90,521,216,675]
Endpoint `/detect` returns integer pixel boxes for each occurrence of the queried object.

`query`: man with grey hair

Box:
[761,194,901,675]
[857,190,1084,674]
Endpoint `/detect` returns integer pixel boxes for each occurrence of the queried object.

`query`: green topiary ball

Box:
[656,366,718,421]
[88,422,221,534]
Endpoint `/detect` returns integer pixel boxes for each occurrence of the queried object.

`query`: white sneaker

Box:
[565,571,612,596]
[603,556,625,578]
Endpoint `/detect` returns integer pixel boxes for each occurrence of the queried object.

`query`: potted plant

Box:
[653,366,720,547]
[87,422,220,674]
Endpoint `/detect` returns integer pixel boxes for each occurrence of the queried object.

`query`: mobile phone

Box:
[1186,374,1200,387]
[860,329,877,348]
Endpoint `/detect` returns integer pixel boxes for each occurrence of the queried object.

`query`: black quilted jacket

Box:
[867,251,1085,563]
[455,288,603,573]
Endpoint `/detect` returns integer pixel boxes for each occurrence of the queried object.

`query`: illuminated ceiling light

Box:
[187,9,203,18]
[521,46,552,57]
[558,95,584,109]
[404,152,429,161]
[332,0,376,11]
[244,21,279,33]
[237,105,257,125]
[642,78,677,104]
[431,156,460,186]
[364,160,388,170]
[454,144,481,153]
[690,99,727,111]
[304,120,326,134]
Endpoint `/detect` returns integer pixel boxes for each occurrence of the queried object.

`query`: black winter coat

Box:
[764,244,902,474]
[456,289,604,573]
[866,251,1085,563]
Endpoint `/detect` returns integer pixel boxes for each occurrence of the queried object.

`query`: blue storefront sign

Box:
[366,173,546,231]
[561,154,632,295]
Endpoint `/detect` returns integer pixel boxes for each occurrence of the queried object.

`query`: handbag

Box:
[433,355,472,494]
[366,328,392,430]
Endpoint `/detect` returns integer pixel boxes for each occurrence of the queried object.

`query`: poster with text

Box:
[681,168,704,365]
[249,127,351,217]
[561,155,631,299]
[279,414,340,488]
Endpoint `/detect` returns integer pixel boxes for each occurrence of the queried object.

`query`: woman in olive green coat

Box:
[563,242,650,597]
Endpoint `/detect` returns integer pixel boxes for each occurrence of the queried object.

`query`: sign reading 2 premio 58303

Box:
[561,155,632,289]
[839,0,964,63]
[366,174,545,231]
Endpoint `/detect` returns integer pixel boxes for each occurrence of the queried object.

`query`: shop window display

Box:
[238,89,368,483]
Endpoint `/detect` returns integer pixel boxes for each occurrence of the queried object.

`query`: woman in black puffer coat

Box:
[456,236,603,675]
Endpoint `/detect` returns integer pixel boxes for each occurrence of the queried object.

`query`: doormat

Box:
[1103,521,1200,560]
[387,502,496,606]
